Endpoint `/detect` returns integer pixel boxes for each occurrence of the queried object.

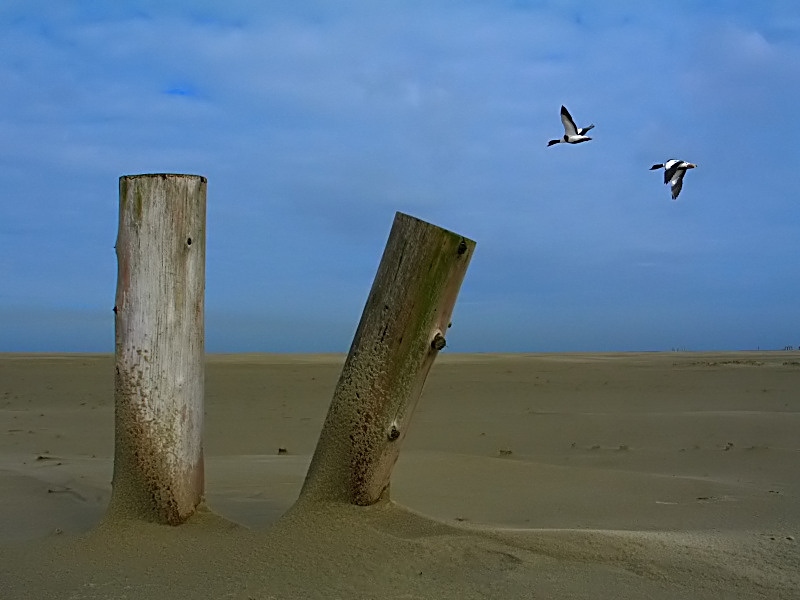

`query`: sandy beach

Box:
[1,352,798,598]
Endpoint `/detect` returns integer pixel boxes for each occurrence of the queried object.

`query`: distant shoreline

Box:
[1,349,797,359]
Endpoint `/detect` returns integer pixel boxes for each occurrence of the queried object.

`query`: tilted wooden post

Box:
[299,212,475,506]
[109,174,206,524]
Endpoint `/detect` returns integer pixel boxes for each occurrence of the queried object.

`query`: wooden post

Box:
[109,174,206,524]
[299,212,475,506]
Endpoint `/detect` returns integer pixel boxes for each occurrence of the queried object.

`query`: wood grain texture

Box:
[110,174,206,524]
[300,212,475,505]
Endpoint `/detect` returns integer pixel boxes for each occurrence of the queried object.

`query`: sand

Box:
[0,352,798,598]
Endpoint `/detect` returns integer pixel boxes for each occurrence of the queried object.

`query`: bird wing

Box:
[560,105,579,137]
[670,169,686,199]
[578,124,595,135]
[663,159,681,185]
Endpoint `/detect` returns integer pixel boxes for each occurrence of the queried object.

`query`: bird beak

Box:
[688,163,697,168]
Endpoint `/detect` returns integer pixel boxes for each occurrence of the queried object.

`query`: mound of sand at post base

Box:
[1,498,798,599]
[1,352,800,598]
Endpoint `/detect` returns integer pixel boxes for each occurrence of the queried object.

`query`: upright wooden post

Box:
[110,174,206,524]
[299,212,475,506]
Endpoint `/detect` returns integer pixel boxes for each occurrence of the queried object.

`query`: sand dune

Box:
[1,352,798,598]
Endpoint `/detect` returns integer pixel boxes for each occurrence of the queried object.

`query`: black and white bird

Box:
[649,159,697,200]
[547,105,594,146]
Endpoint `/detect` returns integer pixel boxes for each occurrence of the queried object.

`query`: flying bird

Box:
[547,105,594,146]
[650,159,697,200]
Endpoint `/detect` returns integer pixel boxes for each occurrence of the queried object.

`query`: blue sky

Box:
[1,1,799,353]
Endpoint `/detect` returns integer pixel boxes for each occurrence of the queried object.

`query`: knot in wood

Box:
[431,332,447,351]
[387,425,400,441]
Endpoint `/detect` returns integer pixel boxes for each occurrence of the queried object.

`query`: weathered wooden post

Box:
[109,174,206,524]
[299,212,475,506]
